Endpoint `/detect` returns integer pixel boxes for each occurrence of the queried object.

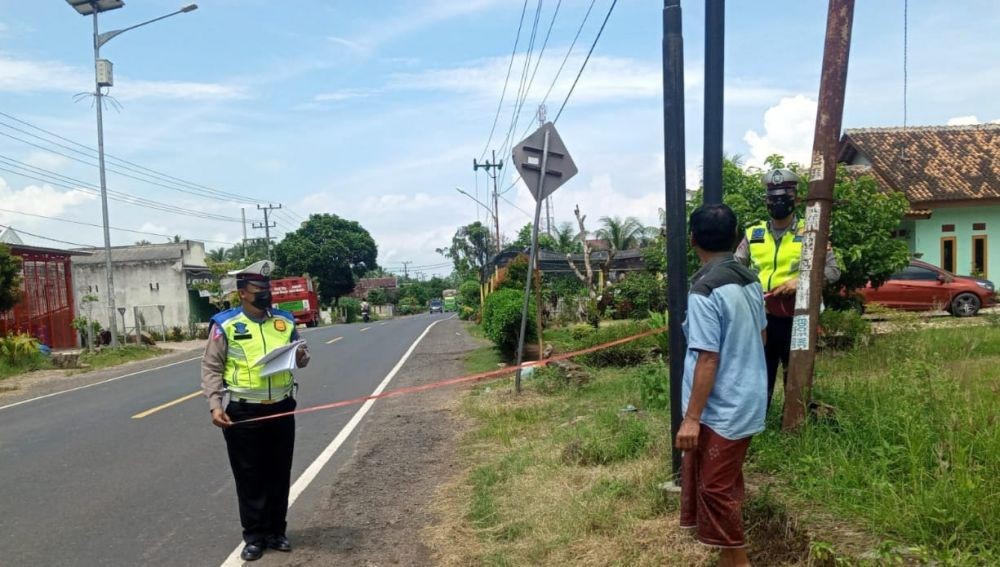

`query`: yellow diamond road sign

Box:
[512,122,577,202]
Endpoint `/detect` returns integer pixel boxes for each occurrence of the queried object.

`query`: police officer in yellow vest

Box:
[734,169,840,411]
[201,260,310,561]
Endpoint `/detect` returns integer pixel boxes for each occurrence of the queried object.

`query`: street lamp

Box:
[65,1,198,346]
[456,186,500,254]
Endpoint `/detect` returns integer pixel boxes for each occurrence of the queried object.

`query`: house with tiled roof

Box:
[839,124,1000,279]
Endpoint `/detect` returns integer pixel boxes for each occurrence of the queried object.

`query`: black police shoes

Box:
[241,542,265,561]
[267,535,292,552]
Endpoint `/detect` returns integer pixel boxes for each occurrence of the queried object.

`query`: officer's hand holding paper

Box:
[252,339,307,377]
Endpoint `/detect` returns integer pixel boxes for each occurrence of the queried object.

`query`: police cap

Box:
[762,168,800,196]
[229,260,273,289]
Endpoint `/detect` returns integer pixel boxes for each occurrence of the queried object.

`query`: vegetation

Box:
[75,345,167,373]
[481,288,535,356]
[0,243,22,313]
[0,332,48,380]
[274,213,378,305]
[437,221,494,281]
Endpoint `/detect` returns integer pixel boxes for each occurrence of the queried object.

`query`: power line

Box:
[498,0,546,161]
[0,207,240,246]
[0,156,242,223]
[554,0,619,123]
[479,0,531,161]
[0,112,252,203]
[0,222,95,248]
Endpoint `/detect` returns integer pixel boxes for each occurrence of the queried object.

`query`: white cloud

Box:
[0,54,248,100]
[947,115,980,126]
[359,192,441,213]
[0,176,96,222]
[23,151,72,171]
[743,95,817,167]
[313,88,377,102]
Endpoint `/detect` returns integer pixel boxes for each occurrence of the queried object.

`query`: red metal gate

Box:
[0,248,77,349]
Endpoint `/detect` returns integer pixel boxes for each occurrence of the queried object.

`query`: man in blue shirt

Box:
[676,204,767,566]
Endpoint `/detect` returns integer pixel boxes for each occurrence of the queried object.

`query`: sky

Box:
[1,0,999,278]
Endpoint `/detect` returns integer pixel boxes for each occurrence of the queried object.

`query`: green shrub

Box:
[459,279,481,307]
[482,288,535,356]
[818,308,871,350]
[611,272,666,319]
[168,326,186,342]
[340,297,361,323]
[575,321,653,367]
[0,332,41,366]
[459,305,477,321]
[636,361,669,410]
[647,311,668,356]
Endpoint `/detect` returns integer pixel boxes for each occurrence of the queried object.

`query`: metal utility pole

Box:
[784,0,855,430]
[703,0,725,205]
[401,261,412,279]
[473,151,504,254]
[241,207,248,261]
[254,203,281,260]
[662,0,688,479]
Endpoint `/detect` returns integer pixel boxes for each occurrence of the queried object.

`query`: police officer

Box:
[734,169,840,412]
[201,260,310,561]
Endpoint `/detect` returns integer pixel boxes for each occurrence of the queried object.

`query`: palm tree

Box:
[554,222,581,254]
[596,216,647,251]
[207,247,227,262]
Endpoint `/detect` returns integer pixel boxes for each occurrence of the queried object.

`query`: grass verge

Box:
[70,345,168,375]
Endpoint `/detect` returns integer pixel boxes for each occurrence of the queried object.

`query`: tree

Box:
[553,222,581,254]
[511,223,557,251]
[273,213,378,305]
[437,221,494,281]
[595,216,650,251]
[0,244,22,313]
[207,248,227,262]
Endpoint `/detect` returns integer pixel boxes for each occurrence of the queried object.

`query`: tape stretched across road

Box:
[232,326,666,426]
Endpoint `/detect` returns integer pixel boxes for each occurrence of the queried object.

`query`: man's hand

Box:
[296,345,310,368]
[211,408,233,428]
[674,417,701,450]
[772,278,798,296]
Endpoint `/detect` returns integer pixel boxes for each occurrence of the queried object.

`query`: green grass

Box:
[0,354,49,381]
[73,345,168,374]
[750,326,1000,565]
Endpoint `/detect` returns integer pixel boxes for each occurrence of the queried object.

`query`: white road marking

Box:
[359,327,371,332]
[219,315,453,566]
[0,356,202,413]
[325,337,343,344]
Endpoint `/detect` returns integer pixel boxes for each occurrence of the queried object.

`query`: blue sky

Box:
[1,0,998,276]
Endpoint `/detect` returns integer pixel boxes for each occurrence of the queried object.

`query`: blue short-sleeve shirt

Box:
[682,255,768,440]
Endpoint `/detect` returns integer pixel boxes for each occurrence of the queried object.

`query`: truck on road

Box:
[270,276,321,327]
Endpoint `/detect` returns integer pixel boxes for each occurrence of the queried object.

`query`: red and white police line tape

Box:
[232,326,667,426]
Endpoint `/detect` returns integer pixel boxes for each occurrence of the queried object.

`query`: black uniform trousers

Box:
[222,396,296,545]
[765,315,793,412]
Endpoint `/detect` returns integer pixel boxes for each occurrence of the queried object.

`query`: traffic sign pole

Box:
[514,128,550,394]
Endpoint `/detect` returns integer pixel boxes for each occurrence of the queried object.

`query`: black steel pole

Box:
[663,0,688,480]
[703,0,725,205]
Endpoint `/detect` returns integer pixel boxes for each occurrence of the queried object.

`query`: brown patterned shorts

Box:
[679,424,752,548]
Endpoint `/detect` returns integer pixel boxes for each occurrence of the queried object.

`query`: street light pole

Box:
[91,8,119,345]
[69,1,198,346]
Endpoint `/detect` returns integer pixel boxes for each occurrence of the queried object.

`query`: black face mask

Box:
[766,196,795,220]
[250,290,272,310]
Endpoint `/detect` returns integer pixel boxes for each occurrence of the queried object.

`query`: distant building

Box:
[839,124,1000,278]
[0,227,88,348]
[349,277,398,299]
[71,240,216,333]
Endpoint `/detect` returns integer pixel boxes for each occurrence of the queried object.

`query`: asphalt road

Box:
[0,313,454,567]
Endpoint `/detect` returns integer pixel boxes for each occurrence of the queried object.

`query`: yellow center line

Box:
[360,327,371,332]
[326,336,344,344]
[131,390,202,420]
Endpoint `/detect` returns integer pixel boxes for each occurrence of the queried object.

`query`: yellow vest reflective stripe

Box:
[746,220,804,292]
[214,308,296,401]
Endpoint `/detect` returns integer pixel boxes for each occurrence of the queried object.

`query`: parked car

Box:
[858,260,996,317]
[429,299,444,314]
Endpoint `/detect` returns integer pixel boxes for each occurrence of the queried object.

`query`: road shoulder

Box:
[271,316,481,566]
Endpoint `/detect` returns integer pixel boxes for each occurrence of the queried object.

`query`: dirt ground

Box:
[270,317,479,567]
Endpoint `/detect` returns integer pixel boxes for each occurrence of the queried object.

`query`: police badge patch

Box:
[749,227,766,243]
[274,319,287,332]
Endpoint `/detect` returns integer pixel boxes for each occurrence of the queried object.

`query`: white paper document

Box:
[252,339,306,378]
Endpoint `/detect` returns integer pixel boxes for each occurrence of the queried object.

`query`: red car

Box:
[859,260,996,317]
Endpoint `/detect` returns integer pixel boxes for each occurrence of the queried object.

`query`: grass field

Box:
[430,319,999,565]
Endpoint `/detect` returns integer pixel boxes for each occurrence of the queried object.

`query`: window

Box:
[891,265,940,281]
[941,237,957,273]
[973,222,987,231]
[942,224,955,232]
[973,235,988,277]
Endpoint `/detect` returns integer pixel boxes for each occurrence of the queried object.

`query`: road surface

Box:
[0,313,454,566]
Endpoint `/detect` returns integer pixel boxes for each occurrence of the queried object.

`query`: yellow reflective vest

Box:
[746,220,804,292]
[211,307,297,401]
